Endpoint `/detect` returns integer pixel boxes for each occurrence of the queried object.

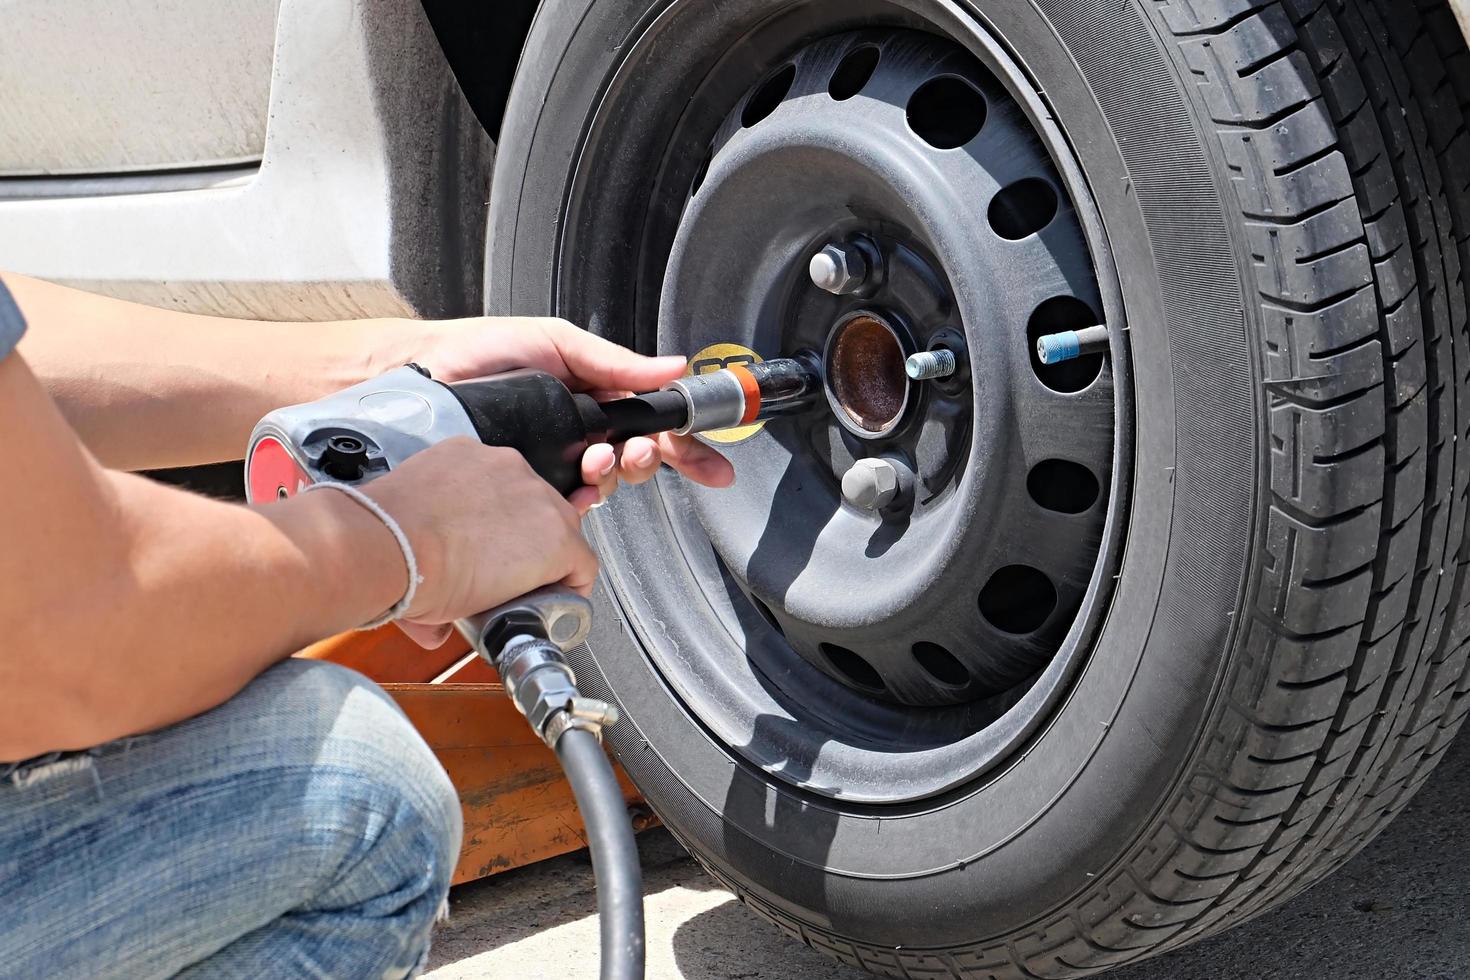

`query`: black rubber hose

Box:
[554,728,646,980]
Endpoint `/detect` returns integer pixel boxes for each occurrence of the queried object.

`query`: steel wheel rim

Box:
[562,3,1135,804]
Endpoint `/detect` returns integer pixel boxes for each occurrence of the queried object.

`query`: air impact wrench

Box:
[242,356,822,980]
[245,357,820,501]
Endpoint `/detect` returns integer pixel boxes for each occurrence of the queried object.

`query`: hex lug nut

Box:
[809,242,870,295]
[842,457,901,511]
[905,348,957,381]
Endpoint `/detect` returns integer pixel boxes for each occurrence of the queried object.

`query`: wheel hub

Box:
[824,309,911,437]
[659,29,1115,708]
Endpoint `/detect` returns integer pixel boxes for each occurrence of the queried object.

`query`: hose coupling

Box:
[494,635,585,746]
[456,586,604,748]
[544,698,620,747]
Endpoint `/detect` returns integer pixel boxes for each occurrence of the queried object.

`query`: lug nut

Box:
[1037,325,1109,365]
[842,457,900,511]
[809,242,869,295]
[905,348,957,381]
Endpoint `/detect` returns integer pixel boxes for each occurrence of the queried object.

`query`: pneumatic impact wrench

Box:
[242,355,823,980]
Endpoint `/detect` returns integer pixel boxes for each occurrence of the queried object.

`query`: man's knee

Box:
[139,658,463,921]
[216,659,463,900]
[169,661,464,975]
[4,660,463,978]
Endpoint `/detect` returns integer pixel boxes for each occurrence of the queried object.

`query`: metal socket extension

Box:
[666,371,749,435]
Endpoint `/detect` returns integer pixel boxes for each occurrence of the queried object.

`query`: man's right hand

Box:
[362,438,599,644]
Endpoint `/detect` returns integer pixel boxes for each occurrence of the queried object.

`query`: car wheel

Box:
[487,0,1470,974]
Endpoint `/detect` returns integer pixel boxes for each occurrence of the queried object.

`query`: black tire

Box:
[486,0,1470,974]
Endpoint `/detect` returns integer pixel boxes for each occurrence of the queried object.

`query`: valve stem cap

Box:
[905,349,957,381]
[1037,325,1110,365]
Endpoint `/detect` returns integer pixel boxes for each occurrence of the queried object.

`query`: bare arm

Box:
[4,275,734,492]
[5,273,416,471]
[0,279,733,760]
[0,349,405,759]
[0,346,601,761]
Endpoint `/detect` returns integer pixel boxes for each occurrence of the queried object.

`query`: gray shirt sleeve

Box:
[0,280,25,361]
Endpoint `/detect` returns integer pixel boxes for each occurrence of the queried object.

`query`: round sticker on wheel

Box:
[687,343,766,444]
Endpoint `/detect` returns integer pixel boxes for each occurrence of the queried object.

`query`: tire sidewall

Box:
[488,0,1259,945]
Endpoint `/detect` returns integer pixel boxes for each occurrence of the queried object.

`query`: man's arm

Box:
[5,274,735,497]
[0,349,399,758]
[5,273,416,471]
[0,277,739,761]
[0,347,597,762]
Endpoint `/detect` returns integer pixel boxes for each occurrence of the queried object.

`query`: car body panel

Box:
[0,0,492,320]
[0,0,280,177]
[3,0,1462,324]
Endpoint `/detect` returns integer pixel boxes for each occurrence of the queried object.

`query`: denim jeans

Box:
[0,659,463,978]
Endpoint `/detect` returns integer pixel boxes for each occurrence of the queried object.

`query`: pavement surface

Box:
[425,733,1470,980]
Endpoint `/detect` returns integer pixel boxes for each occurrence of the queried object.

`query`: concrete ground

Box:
[426,734,1470,980]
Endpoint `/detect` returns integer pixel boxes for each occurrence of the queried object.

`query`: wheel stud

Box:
[905,348,957,381]
[809,242,870,295]
[1037,325,1109,365]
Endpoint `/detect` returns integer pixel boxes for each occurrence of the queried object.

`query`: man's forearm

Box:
[5,273,423,471]
[0,350,407,760]
[80,470,406,747]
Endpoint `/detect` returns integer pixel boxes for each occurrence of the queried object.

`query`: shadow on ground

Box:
[428,736,1470,979]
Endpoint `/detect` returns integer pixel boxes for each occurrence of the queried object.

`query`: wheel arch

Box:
[421,0,541,142]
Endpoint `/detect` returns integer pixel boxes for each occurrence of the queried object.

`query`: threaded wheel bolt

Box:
[905,348,957,381]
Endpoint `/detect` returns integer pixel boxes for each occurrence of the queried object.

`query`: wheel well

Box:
[420,0,539,140]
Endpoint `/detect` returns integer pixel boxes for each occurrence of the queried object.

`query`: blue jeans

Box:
[0,659,463,978]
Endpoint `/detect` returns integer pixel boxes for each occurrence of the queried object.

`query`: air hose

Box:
[457,589,646,980]
[556,727,646,979]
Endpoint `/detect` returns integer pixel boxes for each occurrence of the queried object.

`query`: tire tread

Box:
[702,0,1470,974]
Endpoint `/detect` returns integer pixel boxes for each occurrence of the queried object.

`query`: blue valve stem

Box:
[1037,325,1109,365]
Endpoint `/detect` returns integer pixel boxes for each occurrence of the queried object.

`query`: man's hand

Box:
[405,317,736,513]
[363,438,599,647]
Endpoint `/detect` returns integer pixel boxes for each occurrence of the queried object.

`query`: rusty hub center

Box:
[824,312,910,436]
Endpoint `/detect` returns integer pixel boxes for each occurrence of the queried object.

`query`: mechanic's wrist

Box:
[276,317,434,404]
[358,475,447,619]
[259,487,409,633]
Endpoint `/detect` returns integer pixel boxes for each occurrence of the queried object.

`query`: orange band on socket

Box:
[729,364,762,425]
